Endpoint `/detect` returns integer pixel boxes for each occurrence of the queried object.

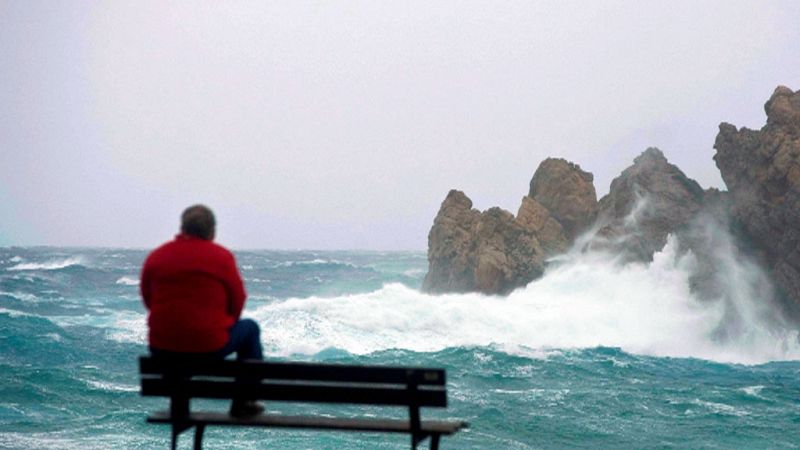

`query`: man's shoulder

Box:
[207,241,237,262]
[148,238,180,255]
[143,239,178,266]
[145,237,236,264]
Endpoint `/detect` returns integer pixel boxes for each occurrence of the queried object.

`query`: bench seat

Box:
[148,410,465,435]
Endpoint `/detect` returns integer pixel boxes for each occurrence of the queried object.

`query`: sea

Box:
[2,241,800,449]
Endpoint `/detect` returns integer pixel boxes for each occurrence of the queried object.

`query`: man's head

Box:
[180,205,216,240]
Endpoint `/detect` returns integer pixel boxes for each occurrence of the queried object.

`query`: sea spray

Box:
[253,236,800,364]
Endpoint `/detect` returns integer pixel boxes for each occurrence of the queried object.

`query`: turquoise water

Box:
[2,246,800,449]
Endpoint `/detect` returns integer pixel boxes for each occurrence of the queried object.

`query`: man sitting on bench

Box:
[140,204,264,417]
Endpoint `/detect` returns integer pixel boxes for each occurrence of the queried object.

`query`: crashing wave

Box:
[249,237,800,365]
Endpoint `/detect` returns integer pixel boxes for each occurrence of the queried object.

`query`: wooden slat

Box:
[147,411,468,435]
[141,379,447,407]
[140,357,445,385]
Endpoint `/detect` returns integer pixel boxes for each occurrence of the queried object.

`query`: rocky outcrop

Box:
[529,158,599,240]
[516,196,569,256]
[423,158,600,295]
[713,86,800,306]
[590,148,706,262]
[422,150,705,294]
[423,85,800,305]
[422,190,567,295]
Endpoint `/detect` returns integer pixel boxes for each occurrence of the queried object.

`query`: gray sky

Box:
[2,1,799,250]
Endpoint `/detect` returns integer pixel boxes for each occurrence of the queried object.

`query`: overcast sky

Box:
[2,1,799,250]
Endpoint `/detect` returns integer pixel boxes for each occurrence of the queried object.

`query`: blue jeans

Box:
[216,318,263,361]
[150,318,264,361]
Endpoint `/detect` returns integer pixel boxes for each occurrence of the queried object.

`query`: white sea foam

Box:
[491,388,570,403]
[0,433,150,450]
[273,259,358,269]
[691,399,748,416]
[250,235,800,365]
[84,379,139,392]
[6,257,84,271]
[50,310,147,345]
[0,307,37,318]
[115,276,139,286]
[740,385,765,397]
[9,255,23,262]
[41,333,62,342]
[0,291,39,302]
[107,312,147,344]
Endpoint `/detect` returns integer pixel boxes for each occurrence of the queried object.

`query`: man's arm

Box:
[225,252,247,319]
[140,257,152,310]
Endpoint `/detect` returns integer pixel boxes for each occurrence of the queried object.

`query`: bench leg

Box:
[412,432,432,450]
[170,422,193,450]
[171,427,179,450]
[194,424,205,450]
[430,434,440,450]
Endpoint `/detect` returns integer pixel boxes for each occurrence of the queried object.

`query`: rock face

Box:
[422,190,567,295]
[423,158,599,295]
[591,148,706,262]
[713,86,800,306]
[529,158,599,240]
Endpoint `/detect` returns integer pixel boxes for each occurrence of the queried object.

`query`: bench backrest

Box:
[140,356,447,408]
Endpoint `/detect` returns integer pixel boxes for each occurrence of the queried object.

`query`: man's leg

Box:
[217,318,263,361]
[216,318,265,417]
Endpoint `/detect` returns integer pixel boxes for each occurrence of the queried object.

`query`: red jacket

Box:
[140,234,247,352]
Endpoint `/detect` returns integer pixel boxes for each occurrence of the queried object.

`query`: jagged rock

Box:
[529,158,599,240]
[516,196,569,256]
[591,148,706,261]
[422,190,567,295]
[714,86,800,307]
[421,190,481,293]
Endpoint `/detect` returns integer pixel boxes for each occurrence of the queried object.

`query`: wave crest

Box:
[6,257,84,271]
[115,276,139,286]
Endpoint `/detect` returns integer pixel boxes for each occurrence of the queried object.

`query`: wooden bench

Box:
[139,356,468,449]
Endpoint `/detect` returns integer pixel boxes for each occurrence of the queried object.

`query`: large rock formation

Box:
[590,147,706,262]
[423,85,800,308]
[423,159,599,294]
[421,190,567,295]
[713,86,800,307]
[529,158,599,240]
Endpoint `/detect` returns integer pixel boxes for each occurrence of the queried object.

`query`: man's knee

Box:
[239,318,260,337]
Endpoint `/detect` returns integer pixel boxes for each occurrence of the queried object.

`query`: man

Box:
[141,204,264,417]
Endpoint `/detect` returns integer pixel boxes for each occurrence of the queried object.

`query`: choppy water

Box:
[2,245,800,449]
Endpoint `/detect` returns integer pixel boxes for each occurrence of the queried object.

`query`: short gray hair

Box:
[180,204,215,240]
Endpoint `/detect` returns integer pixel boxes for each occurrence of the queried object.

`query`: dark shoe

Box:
[230,400,265,418]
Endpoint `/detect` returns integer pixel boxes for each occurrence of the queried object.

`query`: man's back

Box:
[141,234,246,352]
